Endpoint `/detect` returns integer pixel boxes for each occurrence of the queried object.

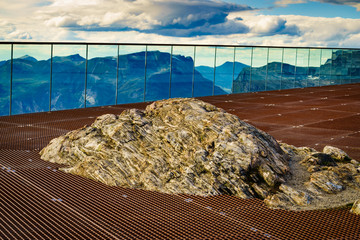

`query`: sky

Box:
[0,0,360,48]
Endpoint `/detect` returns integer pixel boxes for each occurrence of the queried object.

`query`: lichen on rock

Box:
[40,98,360,211]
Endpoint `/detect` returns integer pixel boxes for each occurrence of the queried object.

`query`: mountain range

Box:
[0,49,357,116]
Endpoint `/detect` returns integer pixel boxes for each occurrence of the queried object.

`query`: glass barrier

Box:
[282,48,296,89]
[51,45,86,111]
[351,50,360,83]
[251,47,268,92]
[233,47,252,93]
[193,46,215,97]
[12,44,51,115]
[86,45,117,107]
[340,50,352,85]
[117,45,146,104]
[145,45,171,101]
[320,49,333,86]
[0,43,358,116]
[295,48,309,88]
[214,47,234,95]
[171,46,194,98]
[308,49,321,87]
[267,48,283,91]
[0,45,11,116]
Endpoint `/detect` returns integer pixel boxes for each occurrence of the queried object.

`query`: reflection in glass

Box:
[171,46,194,98]
[340,50,352,84]
[51,45,86,111]
[351,50,360,83]
[320,49,333,86]
[308,49,321,87]
[266,48,283,91]
[193,46,215,97]
[12,44,51,115]
[281,48,296,89]
[145,45,171,101]
[86,45,117,107]
[0,44,11,116]
[250,47,268,92]
[118,45,146,104]
[295,48,309,88]
[332,49,350,85]
[214,47,234,95]
[233,47,252,93]
[1,43,358,116]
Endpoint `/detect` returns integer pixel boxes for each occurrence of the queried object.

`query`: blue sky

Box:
[0,0,360,47]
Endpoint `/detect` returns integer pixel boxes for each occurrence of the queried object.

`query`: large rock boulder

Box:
[40,98,360,211]
[40,98,290,198]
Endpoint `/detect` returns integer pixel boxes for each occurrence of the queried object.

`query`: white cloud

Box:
[37,0,252,36]
[282,15,360,46]
[241,15,299,35]
[0,0,359,49]
[275,0,307,5]
[0,20,32,40]
[275,0,360,10]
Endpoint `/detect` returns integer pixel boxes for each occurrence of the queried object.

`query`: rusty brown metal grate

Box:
[1,83,360,239]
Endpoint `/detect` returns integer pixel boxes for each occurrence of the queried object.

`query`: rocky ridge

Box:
[40,98,360,211]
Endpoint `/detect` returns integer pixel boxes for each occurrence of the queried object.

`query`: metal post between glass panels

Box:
[143,45,147,102]
[84,44,88,108]
[169,46,173,99]
[231,47,236,94]
[9,44,13,116]
[192,46,196,98]
[49,44,53,112]
[213,46,217,96]
[115,45,119,105]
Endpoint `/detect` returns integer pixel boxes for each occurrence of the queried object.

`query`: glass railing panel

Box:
[86,45,117,107]
[351,50,360,83]
[266,48,283,91]
[170,46,194,98]
[117,45,146,104]
[295,48,309,88]
[250,47,268,92]
[281,48,296,89]
[320,49,333,86]
[308,49,321,87]
[332,49,349,85]
[214,47,234,95]
[193,46,215,97]
[51,44,86,111]
[145,45,171,101]
[0,44,11,116]
[233,47,252,93]
[12,44,51,115]
[340,50,352,84]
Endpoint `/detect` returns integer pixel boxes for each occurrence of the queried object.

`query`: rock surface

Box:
[350,199,360,215]
[40,98,290,198]
[40,98,360,211]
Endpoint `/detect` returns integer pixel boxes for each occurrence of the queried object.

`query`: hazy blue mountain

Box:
[195,65,214,82]
[233,50,356,93]
[0,51,227,114]
[196,61,249,94]
[53,54,86,63]
[17,55,38,62]
[1,49,356,116]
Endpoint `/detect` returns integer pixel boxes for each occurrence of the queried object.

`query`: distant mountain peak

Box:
[69,54,85,61]
[18,55,38,62]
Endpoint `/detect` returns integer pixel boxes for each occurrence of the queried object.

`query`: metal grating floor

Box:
[1,83,360,239]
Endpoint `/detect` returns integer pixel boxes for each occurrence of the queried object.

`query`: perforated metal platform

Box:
[1,84,360,239]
